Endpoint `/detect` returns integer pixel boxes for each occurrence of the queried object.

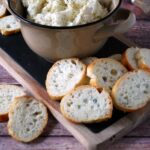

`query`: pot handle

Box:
[95,8,136,38]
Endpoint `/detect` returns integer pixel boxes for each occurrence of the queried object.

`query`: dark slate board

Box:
[0,33,128,133]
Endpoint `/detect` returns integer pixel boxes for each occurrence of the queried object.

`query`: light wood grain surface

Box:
[0,1,150,150]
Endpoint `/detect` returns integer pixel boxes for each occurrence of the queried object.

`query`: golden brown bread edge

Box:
[137,58,150,73]
[0,113,8,122]
[121,51,134,71]
[1,28,20,36]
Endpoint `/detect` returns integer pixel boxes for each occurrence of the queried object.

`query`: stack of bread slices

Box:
[0,2,20,35]
[46,48,150,123]
[0,84,48,142]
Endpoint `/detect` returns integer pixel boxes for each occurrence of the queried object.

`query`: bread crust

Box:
[0,15,21,36]
[81,76,90,85]
[122,51,134,70]
[87,58,127,93]
[81,57,99,85]
[0,11,7,18]
[122,48,139,71]
[8,95,48,143]
[111,70,150,112]
[137,59,150,72]
[45,58,86,100]
[1,28,20,36]
[0,113,8,122]
[136,50,150,72]
[60,85,113,123]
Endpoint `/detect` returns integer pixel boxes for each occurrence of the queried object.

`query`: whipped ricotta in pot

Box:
[22,0,110,26]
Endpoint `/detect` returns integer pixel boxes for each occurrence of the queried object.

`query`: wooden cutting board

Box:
[0,33,150,150]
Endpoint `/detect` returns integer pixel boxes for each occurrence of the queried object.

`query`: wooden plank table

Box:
[0,1,150,150]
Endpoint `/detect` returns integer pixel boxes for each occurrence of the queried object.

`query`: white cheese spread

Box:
[22,0,109,26]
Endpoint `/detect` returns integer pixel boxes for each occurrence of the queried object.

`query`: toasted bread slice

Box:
[112,70,150,112]
[136,48,150,72]
[0,84,25,122]
[8,96,48,142]
[0,2,7,18]
[109,54,122,62]
[81,57,98,65]
[60,85,113,123]
[0,15,20,36]
[87,58,127,93]
[122,47,139,70]
[46,58,86,100]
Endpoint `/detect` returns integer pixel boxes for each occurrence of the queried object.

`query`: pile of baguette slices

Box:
[1,51,150,142]
[0,85,48,142]
[46,47,150,123]
[0,2,20,36]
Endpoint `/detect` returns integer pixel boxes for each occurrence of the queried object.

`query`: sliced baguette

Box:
[136,48,150,72]
[46,58,86,100]
[8,96,48,142]
[112,70,150,112]
[81,57,98,65]
[87,58,127,93]
[0,2,7,18]
[122,47,139,70]
[0,84,25,122]
[0,15,20,36]
[109,54,122,62]
[60,85,113,123]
